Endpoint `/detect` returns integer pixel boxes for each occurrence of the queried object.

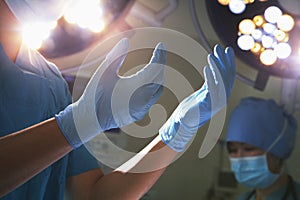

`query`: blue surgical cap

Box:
[226,97,297,159]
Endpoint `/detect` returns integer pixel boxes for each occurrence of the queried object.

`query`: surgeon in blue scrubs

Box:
[226,97,300,200]
[0,0,236,199]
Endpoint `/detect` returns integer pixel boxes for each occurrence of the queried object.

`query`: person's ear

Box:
[267,153,283,173]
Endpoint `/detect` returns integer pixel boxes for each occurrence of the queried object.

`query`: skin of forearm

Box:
[89,137,178,200]
[0,117,72,197]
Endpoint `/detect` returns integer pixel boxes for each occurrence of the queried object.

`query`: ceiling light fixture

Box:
[204,0,300,90]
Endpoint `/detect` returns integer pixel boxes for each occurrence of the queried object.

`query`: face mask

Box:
[230,154,280,189]
[5,0,72,24]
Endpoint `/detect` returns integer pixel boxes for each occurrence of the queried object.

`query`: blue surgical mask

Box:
[230,154,280,189]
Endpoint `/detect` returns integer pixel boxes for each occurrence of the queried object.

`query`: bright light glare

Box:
[277,14,295,32]
[237,35,255,50]
[239,19,255,34]
[218,0,230,5]
[264,6,282,23]
[251,42,262,54]
[244,0,255,4]
[64,0,106,33]
[229,0,246,14]
[251,29,263,40]
[260,49,277,65]
[261,35,274,48]
[273,29,286,42]
[263,23,276,34]
[22,22,56,49]
[253,15,264,27]
[274,43,292,59]
[236,3,295,66]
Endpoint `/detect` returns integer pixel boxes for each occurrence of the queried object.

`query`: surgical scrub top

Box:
[0,43,100,200]
[236,180,300,200]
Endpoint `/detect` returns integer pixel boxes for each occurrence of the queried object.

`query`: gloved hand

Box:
[159,44,236,152]
[56,38,166,149]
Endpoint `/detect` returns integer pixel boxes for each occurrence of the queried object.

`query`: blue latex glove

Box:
[56,38,166,149]
[159,44,236,152]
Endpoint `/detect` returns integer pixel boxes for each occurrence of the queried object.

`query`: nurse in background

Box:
[226,97,300,200]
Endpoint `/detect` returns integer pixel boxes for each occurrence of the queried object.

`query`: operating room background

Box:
[136,2,300,199]
[47,0,300,199]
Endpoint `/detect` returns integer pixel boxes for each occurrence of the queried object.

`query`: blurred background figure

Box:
[226,97,300,200]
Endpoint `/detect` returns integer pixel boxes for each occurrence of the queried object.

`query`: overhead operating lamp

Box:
[236,5,294,66]
[20,0,136,58]
[201,0,300,91]
[190,0,300,112]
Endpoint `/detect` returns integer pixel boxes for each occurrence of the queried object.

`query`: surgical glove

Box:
[159,44,236,152]
[56,38,166,149]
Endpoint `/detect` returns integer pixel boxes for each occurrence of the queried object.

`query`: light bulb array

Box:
[237,6,295,66]
[217,0,267,14]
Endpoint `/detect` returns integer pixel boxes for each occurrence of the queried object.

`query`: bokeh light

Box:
[237,5,295,66]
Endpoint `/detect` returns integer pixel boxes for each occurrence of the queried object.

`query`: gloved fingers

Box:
[212,45,233,84]
[129,84,164,121]
[146,84,164,107]
[104,37,130,75]
[149,42,166,65]
[93,38,129,80]
[213,44,229,68]
[133,61,166,87]
[207,54,223,83]
[135,82,164,104]
[83,38,129,96]
[128,43,166,87]
[225,46,235,69]
[204,64,227,108]
[214,45,236,83]
[209,51,233,88]
[225,47,236,83]
[176,87,202,116]
[133,42,166,82]
[149,61,165,86]
[178,70,212,115]
[204,65,217,92]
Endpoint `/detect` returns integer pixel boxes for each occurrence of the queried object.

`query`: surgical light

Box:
[22,21,57,50]
[251,29,263,40]
[260,49,277,66]
[273,29,286,42]
[238,19,255,34]
[264,6,282,24]
[30,0,135,59]
[218,0,269,14]
[261,35,274,48]
[262,23,276,34]
[250,42,262,54]
[64,0,106,33]
[253,15,265,27]
[218,0,230,6]
[228,0,246,14]
[277,15,295,32]
[236,5,295,66]
[274,43,292,59]
[237,35,255,50]
[205,0,300,90]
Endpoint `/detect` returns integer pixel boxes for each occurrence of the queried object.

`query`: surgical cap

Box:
[4,0,72,24]
[226,97,297,159]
